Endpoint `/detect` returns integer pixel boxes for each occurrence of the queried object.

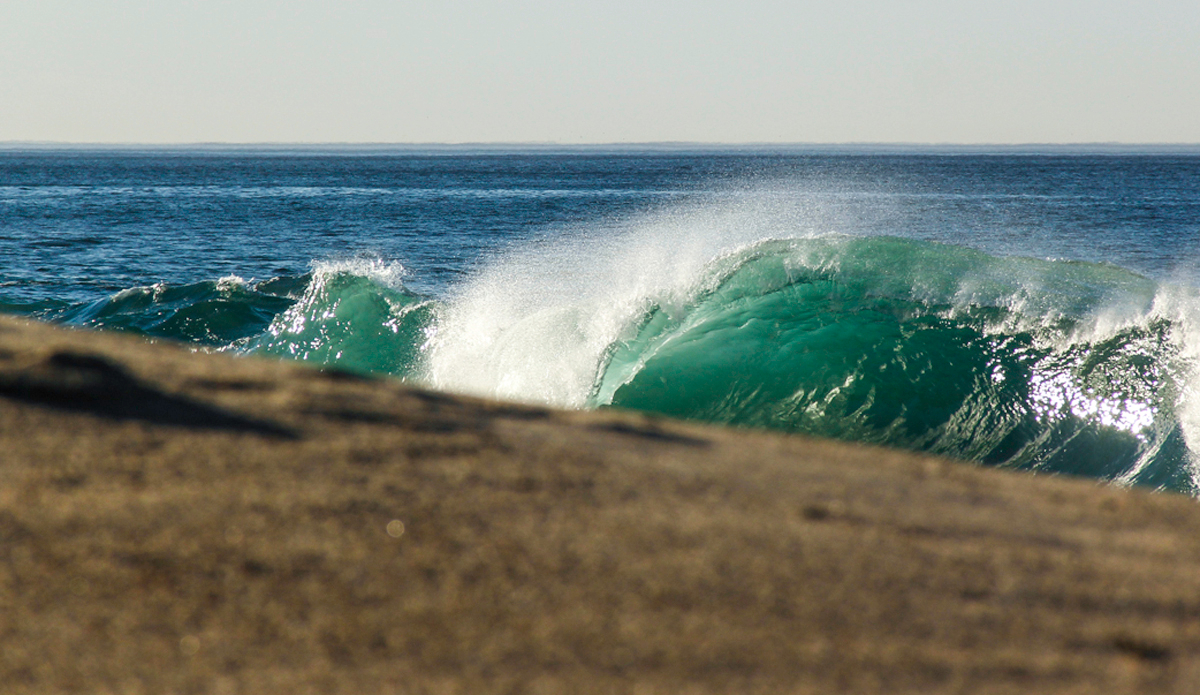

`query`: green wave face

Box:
[596,237,1194,492]
[245,264,435,378]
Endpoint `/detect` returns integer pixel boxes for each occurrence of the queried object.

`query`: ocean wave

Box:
[243,258,435,376]
[597,238,1195,491]
[30,276,294,345]
[420,231,1200,493]
[24,233,1200,493]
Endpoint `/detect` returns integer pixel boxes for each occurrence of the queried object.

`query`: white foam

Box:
[308,257,408,289]
[215,275,249,293]
[417,196,833,407]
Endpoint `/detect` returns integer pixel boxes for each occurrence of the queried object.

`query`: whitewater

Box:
[3,148,1199,493]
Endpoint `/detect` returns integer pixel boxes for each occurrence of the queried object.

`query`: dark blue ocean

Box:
[3,146,1200,493]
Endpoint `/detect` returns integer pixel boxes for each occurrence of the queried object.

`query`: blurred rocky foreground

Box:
[2,315,1200,694]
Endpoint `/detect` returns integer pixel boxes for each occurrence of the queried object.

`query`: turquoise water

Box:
[3,147,1199,492]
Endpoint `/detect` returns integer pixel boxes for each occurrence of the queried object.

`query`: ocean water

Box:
[3,145,1200,493]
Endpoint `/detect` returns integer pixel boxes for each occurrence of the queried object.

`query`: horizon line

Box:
[3,141,1200,154]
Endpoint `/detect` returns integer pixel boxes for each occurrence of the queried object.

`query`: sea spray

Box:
[419,200,837,405]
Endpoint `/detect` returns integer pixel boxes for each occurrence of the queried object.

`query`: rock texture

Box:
[2,315,1200,694]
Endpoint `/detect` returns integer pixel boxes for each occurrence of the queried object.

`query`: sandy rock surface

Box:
[2,315,1200,694]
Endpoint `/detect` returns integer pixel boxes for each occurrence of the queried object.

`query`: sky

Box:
[2,0,1198,144]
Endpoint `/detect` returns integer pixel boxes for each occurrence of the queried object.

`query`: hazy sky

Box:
[2,0,1197,144]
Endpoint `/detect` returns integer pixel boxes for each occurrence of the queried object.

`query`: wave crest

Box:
[245,259,434,376]
[423,233,1200,492]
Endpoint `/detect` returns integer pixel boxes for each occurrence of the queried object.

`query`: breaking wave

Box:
[24,229,1200,494]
